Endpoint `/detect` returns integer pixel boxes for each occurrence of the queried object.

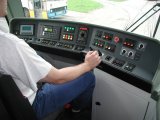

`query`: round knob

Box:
[121,49,126,55]
[128,51,133,57]
[139,43,144,49]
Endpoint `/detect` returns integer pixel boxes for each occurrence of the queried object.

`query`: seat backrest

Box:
[0,74,37,120]
[0,97,12,120]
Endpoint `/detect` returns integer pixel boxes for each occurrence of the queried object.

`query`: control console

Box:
[10,18,160,92]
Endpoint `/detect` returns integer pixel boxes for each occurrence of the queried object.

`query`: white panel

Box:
[92,68,151,120]
[144,98,156,120]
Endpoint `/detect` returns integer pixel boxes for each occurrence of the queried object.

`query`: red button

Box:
[114,36,120,43]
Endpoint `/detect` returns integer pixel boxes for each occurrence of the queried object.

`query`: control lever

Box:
[82,47,102,57]
[81,47,93,55]
[90,47,102,56]
[81,47,102,70]
[89,47,94,51]
[98,50,102,56]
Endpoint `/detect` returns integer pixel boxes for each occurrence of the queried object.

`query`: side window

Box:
[23,7,30,17]
[21,0,34,18]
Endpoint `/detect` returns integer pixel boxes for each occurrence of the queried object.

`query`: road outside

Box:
[62,0,159,38]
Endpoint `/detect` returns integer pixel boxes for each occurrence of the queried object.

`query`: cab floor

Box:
[56,109,91,120]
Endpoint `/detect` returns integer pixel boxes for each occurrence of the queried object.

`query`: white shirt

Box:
[0,17,9,33]
[0,19,52,104]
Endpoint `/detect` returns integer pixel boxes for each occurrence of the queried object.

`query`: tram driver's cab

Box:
[0,0,160,120]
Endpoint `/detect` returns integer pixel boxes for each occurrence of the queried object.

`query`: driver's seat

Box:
[0,73,62,120]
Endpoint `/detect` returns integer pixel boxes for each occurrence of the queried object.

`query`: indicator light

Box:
[114,36,120,43]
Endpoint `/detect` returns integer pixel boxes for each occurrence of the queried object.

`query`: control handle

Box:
[81,47,102,56]
[90,47,102,56]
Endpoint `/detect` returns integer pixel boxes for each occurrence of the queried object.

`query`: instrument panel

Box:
[10,18,160,92]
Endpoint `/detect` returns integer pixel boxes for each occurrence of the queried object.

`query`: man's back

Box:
[0,28,52,104]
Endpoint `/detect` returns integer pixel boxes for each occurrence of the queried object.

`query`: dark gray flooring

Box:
[56,109,91,120]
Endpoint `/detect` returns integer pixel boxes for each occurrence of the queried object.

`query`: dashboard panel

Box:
[10,18,160,92]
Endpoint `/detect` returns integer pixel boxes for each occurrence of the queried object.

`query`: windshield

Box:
[21,0,160,39]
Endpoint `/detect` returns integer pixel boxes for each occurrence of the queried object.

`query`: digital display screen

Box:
[44,27,53,32]
[42,25,61,40]
[20,25,34,35]
[22,26,32,30]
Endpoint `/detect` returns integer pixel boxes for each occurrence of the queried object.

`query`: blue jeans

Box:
[32,72,95,120]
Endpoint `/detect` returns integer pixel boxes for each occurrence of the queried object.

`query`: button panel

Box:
[112,58,125,67]
[124,63,136,72]
[11,18,160,85]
